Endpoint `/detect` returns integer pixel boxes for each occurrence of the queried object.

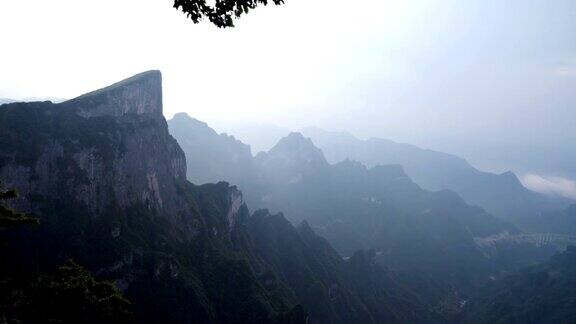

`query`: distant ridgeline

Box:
[170,111,576,322]
[298,127,573,231]
[2,71,575,323]
[1,71,449,323]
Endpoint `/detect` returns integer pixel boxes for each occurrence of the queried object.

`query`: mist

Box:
[522,174,576,200]
[2,0,574,188]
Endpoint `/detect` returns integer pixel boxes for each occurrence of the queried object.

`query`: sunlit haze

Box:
[1,0,575,195]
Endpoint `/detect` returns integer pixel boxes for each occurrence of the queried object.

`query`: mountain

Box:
[3,71,574,323]
[299,127,571,229]
[168,112,255,185]
[0,72,449,324]
[462,246,576,323]
[248,209,440,323]
[518,204,576,235]
[250,134,520,285]
[209,121,291,154]
[0,97,67,105]
[0,98,16,105]
[0,71,304,323]
[170,119,568,304]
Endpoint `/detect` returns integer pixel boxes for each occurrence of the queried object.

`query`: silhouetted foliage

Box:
[173,0,284,27]
[0,180,38,228]
[0,181,129,323]
[3,260,132,324]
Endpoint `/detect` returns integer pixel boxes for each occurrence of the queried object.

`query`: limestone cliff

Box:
[0,71,247,239]
[0,71,295,323]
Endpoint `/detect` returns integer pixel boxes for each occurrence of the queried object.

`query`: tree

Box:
[6,260,132,324]
[173,0,285,28]
[0,181,130,323]
[0,180,38,228]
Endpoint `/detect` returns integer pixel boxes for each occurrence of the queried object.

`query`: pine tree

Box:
[0,180,39,228]
[15,260,132,324]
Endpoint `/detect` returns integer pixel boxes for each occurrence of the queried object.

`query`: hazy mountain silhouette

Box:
[0,97,66,105]
[170,117,571,303]
[168,112,256,185]
[300,127,572,230]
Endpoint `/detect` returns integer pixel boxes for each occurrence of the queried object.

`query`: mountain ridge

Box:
[170,116,567,305]
[299,127,571,227]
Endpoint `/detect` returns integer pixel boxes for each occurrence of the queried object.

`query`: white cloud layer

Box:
[522,174,576,200]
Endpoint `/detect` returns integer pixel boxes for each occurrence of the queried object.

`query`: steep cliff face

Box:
[0,71,188,223]
[0,72,298,323]
[72,70,164,119]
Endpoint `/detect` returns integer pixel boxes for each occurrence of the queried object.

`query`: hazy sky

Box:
[1,0,575,196]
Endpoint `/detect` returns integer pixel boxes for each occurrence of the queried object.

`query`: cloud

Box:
[553,58,576,77]
[554,66,576,77]
[521,174,576,200]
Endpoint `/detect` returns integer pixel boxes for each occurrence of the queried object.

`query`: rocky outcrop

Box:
[0,71,188,226]
[70,70,163,119]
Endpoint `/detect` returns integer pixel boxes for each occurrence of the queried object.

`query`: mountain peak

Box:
[169,112,217,135]
[65,70,163,119]
[498,170,523,186]
[261,132,328,168]
[300,126,360,144]
[172,112,193,120]
[271,132,323,156]
[280,132,312,144]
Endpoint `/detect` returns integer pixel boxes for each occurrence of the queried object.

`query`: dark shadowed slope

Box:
[462,246,576,324]
[0,71,304,323]
[248,210,440,323]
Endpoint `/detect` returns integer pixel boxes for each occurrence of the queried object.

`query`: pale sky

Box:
[1,0,576,195]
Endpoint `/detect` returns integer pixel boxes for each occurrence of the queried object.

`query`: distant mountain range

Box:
[299,127,572,230]
[0,97,67,104]
[168,113,255,185]
[169,115,572,299]
[206,124,572,231]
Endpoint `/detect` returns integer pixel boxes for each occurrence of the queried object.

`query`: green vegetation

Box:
[0,181,130,324]
[0,181,38,227]
[2,260,131,324]
[463,246,576,323]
